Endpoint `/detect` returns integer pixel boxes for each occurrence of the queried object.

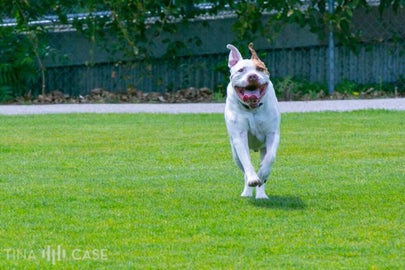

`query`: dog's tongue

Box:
[242,89,260,102]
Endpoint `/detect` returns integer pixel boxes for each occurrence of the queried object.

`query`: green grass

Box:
[0,111,403,269]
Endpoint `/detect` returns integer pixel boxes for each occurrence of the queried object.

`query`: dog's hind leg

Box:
[257,132,280,184]
[254,147,273,199]
[255,184,268,199]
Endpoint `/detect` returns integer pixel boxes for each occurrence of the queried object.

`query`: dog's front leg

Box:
[231,132,262,188]
[231,144,253,197]
[258,131,280,183]
[253,132,279,200]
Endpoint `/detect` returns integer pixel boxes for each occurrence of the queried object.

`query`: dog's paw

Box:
[255,184,268,199]
[255,193,269,199]
[247,178,262,187]
[241,187,253,197]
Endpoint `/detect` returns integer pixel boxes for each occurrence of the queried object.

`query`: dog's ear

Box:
[248,43,260,61]
[248,43,269,75]
[226,44,242,68]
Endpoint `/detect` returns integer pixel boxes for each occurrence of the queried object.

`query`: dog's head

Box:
[227,43,270,109]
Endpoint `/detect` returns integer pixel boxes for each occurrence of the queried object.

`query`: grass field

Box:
[0,110,403,269]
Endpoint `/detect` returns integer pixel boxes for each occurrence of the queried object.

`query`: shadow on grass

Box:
[249,195,306,210]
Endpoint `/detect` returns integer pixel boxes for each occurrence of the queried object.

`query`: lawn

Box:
[0,111,403,269]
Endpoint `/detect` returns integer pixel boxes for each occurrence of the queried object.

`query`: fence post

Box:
[328,0,335,95]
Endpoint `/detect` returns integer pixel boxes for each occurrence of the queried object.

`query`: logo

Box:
[4,245,108,265]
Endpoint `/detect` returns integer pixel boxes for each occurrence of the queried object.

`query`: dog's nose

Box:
[248,74,258,82]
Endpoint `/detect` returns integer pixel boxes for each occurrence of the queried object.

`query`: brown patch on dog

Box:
[248,43,269,75]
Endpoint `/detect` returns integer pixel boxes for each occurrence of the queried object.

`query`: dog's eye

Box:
[256,67,265,72]
[238,68,245,73]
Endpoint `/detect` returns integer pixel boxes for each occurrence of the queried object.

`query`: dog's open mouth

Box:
[235,83,268,108]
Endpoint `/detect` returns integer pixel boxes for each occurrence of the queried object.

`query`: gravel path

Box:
[0,98,404,115]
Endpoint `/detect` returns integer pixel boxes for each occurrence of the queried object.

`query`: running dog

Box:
[224,43,280,199]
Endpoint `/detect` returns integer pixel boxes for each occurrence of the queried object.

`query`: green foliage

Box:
[273,76,405,101]
[0,112,404,268]
[223,0,404,49]
[274,76,327,101]
[0,0,56,99]
[0,27,39,101]
[334,78,405,98]
[0,86,12,102]
[336,79,360,94]
[0,0,403,98]
[3,0,402,58]
[274,76,301,101]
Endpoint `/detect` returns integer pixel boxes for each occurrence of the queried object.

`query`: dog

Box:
[224,43,280,199]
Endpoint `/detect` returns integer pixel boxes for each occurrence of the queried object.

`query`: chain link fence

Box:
[1,1,404,101]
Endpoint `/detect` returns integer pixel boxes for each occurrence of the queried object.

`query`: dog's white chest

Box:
[246,113,267,150]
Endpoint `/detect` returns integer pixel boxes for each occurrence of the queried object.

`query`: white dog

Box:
[224,43,280,199]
